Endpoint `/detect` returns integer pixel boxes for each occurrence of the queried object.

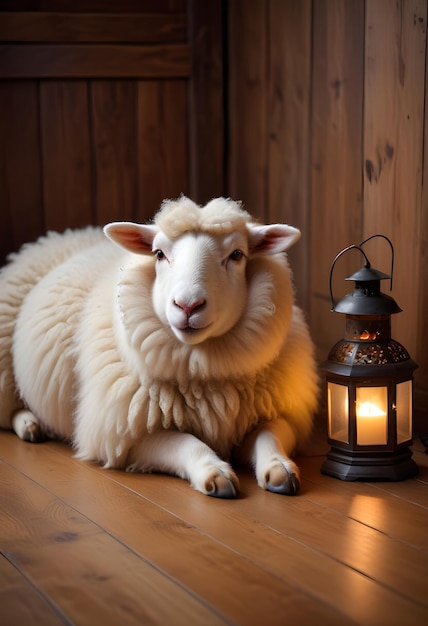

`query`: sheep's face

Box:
[150,229,249,344]
[104,197,301,346]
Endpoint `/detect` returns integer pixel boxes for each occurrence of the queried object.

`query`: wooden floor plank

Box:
[107,458,428,619]
[239,472,427,605]
[0,433,351,626]
[301,455,428,549]
[0,554,69,626]
[2,433,428,624]
[368,444,428,507]
[90,445,428,613]
[88,437,428,614]
[110,467,428,626]
[0,460,229,626]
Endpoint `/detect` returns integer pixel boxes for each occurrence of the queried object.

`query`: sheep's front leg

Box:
[238,420,300,495]
[127,431,239,498]
[12,409,46,443]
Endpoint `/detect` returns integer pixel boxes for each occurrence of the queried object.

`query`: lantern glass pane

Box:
[327,382,349,443]
[396,380,412,444]
[356,387,388,445]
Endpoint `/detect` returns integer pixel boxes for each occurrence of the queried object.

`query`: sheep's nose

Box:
[174,299,206,317]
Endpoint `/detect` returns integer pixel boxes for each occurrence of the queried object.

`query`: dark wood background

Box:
[0,0,224,247]
[0,0,427,428]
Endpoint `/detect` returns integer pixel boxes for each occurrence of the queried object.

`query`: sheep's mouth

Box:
[182,326,198,333]
[172,322,213,344]
[174,320,212,332]
[181,323,210,334]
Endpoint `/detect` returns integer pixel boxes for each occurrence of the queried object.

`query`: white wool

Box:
[0,228,105,429]
[0,197,319,470]
[116,252,293,382]
[156,196,250,239]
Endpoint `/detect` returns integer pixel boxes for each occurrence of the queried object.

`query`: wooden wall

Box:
[0,0,224,261]
[228,0,428,430]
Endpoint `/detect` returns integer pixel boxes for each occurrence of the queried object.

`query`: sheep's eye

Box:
[229,249,244,262]
[154,249,165,260]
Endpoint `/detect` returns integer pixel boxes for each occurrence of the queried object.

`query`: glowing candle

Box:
[356,401,387,445]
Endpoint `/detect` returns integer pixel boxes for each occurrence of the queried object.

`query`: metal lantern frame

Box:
[321,235,418,481]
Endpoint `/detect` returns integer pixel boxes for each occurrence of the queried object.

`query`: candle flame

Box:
[357,402,387,418]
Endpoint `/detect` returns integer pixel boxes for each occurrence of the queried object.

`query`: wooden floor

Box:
[1,427,427,626]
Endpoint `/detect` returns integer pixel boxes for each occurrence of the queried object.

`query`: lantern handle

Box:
[329,244,371,311]
[358,234,394,292]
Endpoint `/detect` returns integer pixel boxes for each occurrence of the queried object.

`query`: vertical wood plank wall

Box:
[0,0,225,259]
[228,0,313,314]
[0,1,186,256]
[228,0,428,429]
[363,0,425,356]
[310,0,364,339]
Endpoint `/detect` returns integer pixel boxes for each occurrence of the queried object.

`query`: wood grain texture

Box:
[1,430,427,625]
[228,0,268,217]
[0,1,186,14]
[187,0,225,203]
[310,0,364,355]
[363,0,426,359]
[40,81,93,230]
[117,457,428,618]
[266,0,312,312]
[0,438,348,626]
[0,81,44,262]
[90,81,138,224]
[416,7,428,433]
[0,1,223,260]
[0,460,226,626]
[0,12,186,43]
[136,80,188,218]
[0,44,191,79]
[0,554,66,626]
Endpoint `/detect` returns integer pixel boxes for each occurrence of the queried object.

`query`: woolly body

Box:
[0,197,318,496]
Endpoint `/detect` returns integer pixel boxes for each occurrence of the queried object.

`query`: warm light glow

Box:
[396,380,412,444]
[327,382,349,443]
[349,494,386,527]
[356,387,388,445]
[356,402,386,418]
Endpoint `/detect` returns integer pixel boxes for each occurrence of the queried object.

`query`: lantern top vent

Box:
[330,235,402,316]
[345,266,390,283]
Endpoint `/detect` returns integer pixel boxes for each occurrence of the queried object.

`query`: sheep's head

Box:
[104,197,300,346]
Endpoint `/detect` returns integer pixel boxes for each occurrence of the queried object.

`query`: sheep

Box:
[0,196,319,498]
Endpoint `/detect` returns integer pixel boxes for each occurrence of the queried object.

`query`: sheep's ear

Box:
[103,222,158,255]
[248,223,301,255]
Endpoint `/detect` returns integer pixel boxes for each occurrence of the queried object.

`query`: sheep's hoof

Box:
[206,471,238,499]
[12,410,46,443]
[266,463,300,496]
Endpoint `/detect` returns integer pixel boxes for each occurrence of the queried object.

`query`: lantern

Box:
[321,235,418,481]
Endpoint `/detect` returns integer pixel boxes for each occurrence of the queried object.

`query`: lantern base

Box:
[321,446,418,481]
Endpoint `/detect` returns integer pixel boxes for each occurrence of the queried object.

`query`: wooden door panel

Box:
[136,80,188,217]
[0,11,187,43]
[0,43,191,79]
[0,81,43,255]
[40,80,93,231]
[91,80,138,224]
[0,1,186,13]
[0,1,223,264]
